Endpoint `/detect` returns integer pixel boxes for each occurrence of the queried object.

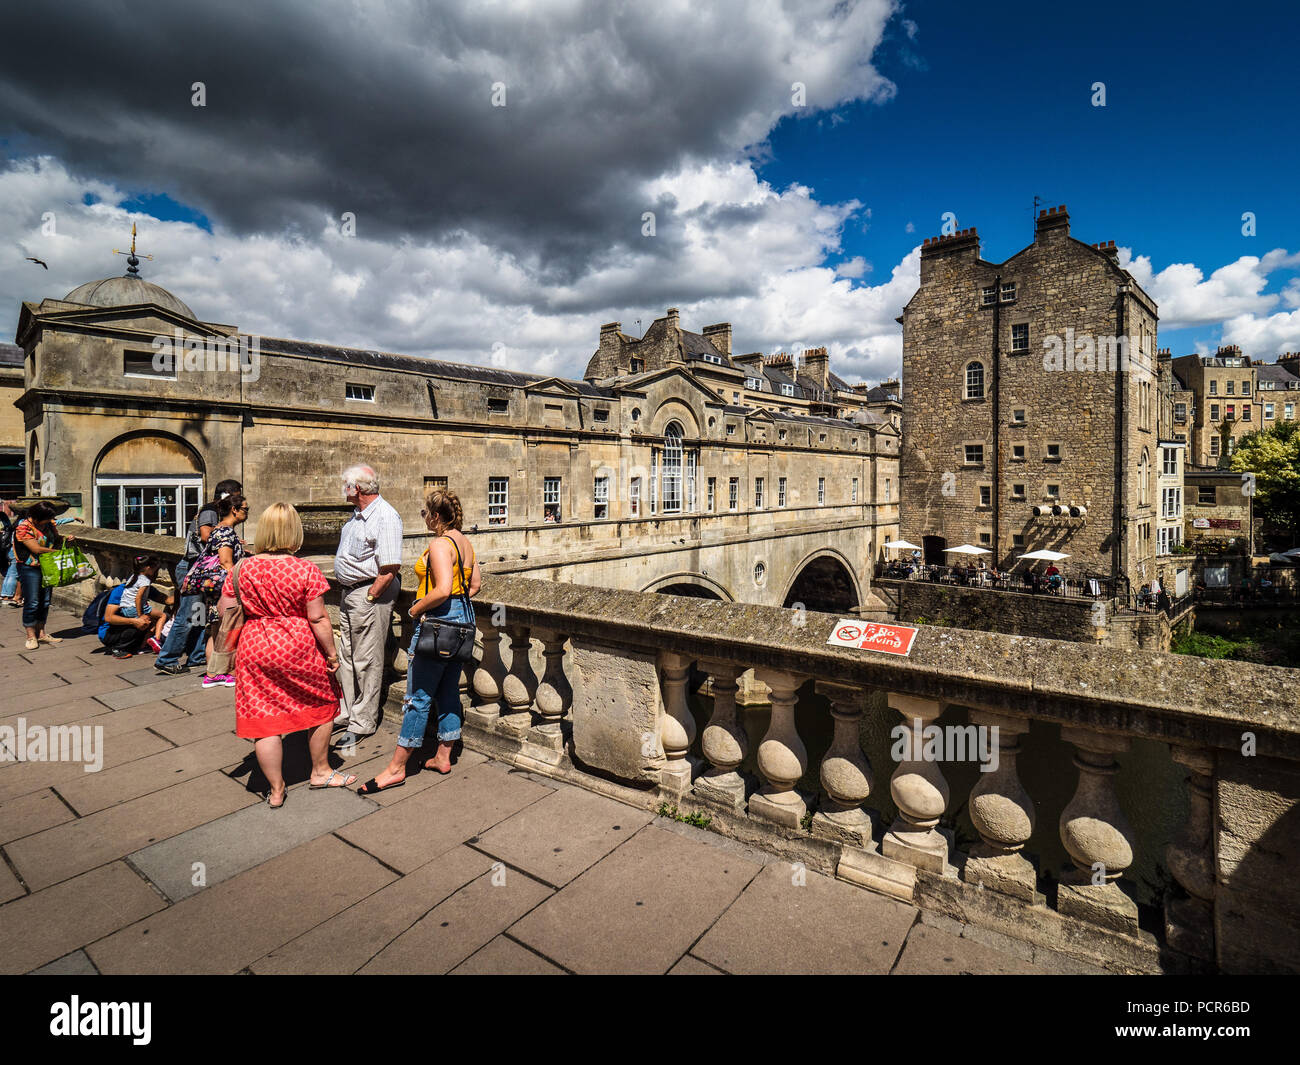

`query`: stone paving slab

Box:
[451,934,567,975]
[473,784,656,888]
[95,673,211,710]
[0,861,167,975]
[8,772,260,892]
[692,860,919,975]
[0,729,175,804]
[86,834,396,974]
[509,824,762,975]
[891,923,1048,975]
[116,664,179,686]
[0,696,118,734]
[56,732,250,815]
[0,854,24,903]
[667,954,725,975]
[147,706,236,746]
[0,789,75,844]
[25,676,133,710]
[164,687,235,713]
[342,747,490,806]
[336,761,554,873]
[69,699,187,739]
[359,867,553,975]
[130,784,375,902]
[250,844,493,974]
[30,949,99,975]
[1,672,82,699]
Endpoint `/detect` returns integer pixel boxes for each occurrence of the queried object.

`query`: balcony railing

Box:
[55,526,1300,975]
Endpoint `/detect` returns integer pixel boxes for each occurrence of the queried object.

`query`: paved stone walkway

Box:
[0,605,1102,975]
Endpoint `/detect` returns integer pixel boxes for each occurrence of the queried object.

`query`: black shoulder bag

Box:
[413,535,476,663]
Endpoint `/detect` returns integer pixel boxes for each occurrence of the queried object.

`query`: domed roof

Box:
[64,274,195,319]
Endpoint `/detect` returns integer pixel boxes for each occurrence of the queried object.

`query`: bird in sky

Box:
[25,256,48,269]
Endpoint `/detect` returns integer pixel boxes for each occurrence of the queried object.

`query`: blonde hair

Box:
[423,487,463,532]
[254,502,304,555]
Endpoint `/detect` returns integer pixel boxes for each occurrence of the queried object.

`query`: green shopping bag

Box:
[39,544,97,588]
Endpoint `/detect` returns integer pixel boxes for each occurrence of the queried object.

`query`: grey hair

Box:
[342,464,380,494]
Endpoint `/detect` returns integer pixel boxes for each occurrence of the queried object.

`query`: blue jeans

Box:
[1,548,18,598]
[18,565,50,631]
[398,596,472,748]
[156,559,206,667]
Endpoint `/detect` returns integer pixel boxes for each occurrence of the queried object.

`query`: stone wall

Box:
[52,525,1300,973]
[901,207,1160,586]
[876,579,1103,642]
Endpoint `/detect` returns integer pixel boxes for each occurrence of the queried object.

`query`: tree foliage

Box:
[1230,420,1300,542]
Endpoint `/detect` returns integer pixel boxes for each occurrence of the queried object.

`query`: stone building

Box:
[1172,347,1258,466]
[1184,467,1253,548]
[1256,359,1300,427]
[11,263,899,612]
[899,206,1161,590]
[0,342,22,496]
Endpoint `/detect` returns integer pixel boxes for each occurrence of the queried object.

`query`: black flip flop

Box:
[357,777,405,795]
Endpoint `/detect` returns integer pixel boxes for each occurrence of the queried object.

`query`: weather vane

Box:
[112,223,153,278]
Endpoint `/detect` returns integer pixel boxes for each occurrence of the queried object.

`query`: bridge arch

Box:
[780,548,862,615]
[642,571,734,602]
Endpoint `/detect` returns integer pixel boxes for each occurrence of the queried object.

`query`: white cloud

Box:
[2,156,917,384]
[1119,246,1300,355]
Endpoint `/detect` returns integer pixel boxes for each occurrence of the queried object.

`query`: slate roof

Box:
[1256,363,1300,389]
[254,336,617,397]
[0,342,23,369]
[679,330,731,365]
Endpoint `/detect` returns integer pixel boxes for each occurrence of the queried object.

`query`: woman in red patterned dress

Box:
[216,502,356,807]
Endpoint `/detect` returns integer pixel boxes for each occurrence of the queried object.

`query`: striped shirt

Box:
[334,496,404,586]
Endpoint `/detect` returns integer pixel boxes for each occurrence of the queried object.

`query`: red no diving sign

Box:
[827,619,919,657]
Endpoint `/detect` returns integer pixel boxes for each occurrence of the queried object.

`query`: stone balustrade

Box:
[53,527,1300,974]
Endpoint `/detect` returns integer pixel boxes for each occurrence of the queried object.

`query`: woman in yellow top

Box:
[358,488,480,794]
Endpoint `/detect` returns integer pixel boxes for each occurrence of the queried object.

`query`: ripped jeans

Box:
[397,595,472,748]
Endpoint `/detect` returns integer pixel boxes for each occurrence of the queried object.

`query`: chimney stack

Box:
[702,322,732,357]
[1035,204,1070,241]
[801,346,829,388]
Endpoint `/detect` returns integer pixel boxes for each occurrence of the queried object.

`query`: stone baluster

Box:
[810,683,874,847]
[658,652,697,796]
[465,620,508,732]
[882,694,951,873]
[1057,726,1138,933]
[1164,745,1215,958]
[528,628,572,762]
[694,661,748,812]
[964,711,1037,901]
[500,624,539,738]
[748,669,808,827]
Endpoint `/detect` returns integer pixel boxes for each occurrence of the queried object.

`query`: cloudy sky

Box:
[2,0,1298,383]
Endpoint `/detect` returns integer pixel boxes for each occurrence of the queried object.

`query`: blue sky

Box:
[2,0,1298,379]
[759,0,1300,357]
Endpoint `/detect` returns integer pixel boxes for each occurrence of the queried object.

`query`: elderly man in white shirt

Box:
[332,464,403,747]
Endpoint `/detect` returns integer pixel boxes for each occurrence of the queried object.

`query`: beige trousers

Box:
[336,583,396,735]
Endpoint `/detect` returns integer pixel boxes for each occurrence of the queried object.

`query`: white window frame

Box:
[965,362,984,399]
[707,477,716,512]
[851,478,858,503]
[488,477,509,525]
[728,477,739,511]
[94,476,203,538]
[778,477,787,507]
[593,476,609,519]
[629,477,641,518]
[346,383,375,402]
[1011,323,1029,352]
[817,477,826,505]
[754,477,764,509]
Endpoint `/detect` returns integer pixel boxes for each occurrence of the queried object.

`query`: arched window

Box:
[965,361,985,399]
[1139,447,1149,506]
[662,422,683,512]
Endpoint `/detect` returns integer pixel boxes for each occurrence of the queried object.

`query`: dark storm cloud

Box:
[0,0,893,294]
